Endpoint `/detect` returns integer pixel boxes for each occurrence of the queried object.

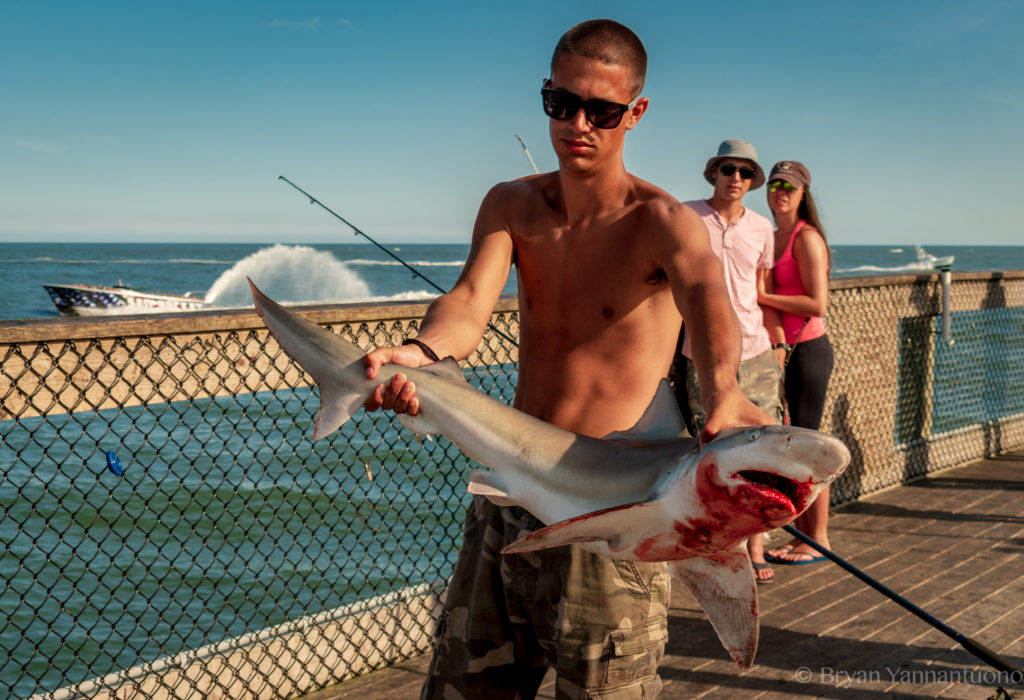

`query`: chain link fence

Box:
[821,271,1024,500]
[2,273,1023,699]
[1,300,519,699]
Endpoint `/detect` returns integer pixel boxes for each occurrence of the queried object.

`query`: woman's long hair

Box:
[775,186,832,268]
[798,189,826,241]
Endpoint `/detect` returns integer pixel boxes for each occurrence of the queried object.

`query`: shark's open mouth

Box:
[739,470,801,507]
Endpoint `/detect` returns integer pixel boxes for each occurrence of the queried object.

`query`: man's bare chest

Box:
[515,252,668,333]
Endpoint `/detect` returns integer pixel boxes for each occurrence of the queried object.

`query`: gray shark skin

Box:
[249,281,850,668]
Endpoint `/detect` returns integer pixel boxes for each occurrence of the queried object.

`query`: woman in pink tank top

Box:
[755,161,836,580]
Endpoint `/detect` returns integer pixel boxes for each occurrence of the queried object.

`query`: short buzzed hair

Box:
[551,19,648,96]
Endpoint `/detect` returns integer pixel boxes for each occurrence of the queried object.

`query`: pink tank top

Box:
[773,220,827,344]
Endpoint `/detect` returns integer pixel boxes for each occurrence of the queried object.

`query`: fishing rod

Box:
[278,175,446,295]
[515,134,540,175]
[781,524,1023,677]
[277,175,518,347]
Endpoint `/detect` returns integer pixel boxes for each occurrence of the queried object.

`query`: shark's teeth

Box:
[738,470,800,506]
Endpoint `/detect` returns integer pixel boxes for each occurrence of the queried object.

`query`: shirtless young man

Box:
[363,19,771,700]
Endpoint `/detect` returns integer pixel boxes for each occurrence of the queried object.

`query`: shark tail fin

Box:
[667,552,759,668]
[250,279,370,440]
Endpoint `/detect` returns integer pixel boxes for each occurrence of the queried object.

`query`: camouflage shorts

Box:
[422,496,670,700]
[684,348,784,434]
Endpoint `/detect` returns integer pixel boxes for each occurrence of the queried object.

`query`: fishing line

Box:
[781,524,1023,677]
[277,175,518,347]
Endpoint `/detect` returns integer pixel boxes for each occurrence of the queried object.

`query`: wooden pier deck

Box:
[303,450,1024,699]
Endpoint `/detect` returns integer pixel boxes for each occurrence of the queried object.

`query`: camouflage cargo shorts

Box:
[422,496,670,700]
[683,348,784,434]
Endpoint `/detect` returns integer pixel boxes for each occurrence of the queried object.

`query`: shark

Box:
[249,281,850,667]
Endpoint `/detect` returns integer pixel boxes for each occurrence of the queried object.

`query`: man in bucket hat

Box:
[701,139,767,190]
[676,139,784,583]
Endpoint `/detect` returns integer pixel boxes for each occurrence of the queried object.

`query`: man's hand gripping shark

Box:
[249,281,850,668]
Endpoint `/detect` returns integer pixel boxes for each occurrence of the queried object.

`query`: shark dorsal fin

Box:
[603,378,688,442]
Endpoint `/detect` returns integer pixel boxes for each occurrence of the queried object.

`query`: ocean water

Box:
[2,242,1024,321]
[0,242,522,696]
[1,386,481,697]
[0,242,489,322]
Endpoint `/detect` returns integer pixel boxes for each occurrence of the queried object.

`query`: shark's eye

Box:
[748,430,761,443]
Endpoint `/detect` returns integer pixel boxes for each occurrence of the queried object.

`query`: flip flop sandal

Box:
[775,552,828,566]
[752,561,774,584]
[765,544,795,560]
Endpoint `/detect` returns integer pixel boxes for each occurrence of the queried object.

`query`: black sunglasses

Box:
[541,81,640,129]
[718,163,756,180]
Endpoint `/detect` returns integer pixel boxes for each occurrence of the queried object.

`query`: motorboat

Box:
[914,246,954,270]
[42,281,210,317]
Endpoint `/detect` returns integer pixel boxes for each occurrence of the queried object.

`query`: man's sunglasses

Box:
[767,180,799,193]
[541,81,640,129]
[718,163,756,180]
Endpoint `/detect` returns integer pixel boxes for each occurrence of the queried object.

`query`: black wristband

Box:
[772,343,792,352]
[402,338,440,363]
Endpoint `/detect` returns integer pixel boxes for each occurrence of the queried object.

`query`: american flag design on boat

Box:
[42,282,209,317]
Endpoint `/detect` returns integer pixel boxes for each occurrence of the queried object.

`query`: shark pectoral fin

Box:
[503,528,605,554]
[467,470,518,507]
[501,502,651,554]
[667,552,759,668]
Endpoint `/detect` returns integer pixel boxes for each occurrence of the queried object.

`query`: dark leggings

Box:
[784,334,834,430]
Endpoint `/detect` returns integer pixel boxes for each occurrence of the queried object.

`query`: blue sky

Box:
[2,0,1022,245]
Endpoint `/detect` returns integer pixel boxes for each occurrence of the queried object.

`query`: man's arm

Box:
[757,226,829,318]
[363,183,515,414]
[660,203,774,441]
[758,267,787,366]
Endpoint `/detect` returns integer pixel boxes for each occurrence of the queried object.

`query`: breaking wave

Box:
[204,244,372,306]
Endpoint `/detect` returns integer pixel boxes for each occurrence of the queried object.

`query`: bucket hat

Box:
[703,139,765,190]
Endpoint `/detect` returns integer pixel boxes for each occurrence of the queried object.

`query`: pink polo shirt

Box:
[681,200,774,361]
